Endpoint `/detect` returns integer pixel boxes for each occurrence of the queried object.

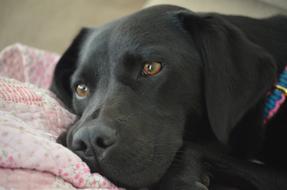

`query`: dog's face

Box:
[52,5,276,189]
[56,7,203,187]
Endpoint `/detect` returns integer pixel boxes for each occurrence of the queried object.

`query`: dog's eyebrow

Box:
[78,28,108,65]
[117,48,165,65]
[118,51,144,65]
[70,66,99,88]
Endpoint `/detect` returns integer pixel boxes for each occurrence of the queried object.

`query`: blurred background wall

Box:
[0,0,286,54]
[0,0,146,53]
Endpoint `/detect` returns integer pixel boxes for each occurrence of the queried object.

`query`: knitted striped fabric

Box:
[264,68,287,124]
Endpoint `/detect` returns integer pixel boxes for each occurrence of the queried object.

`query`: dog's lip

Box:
[195,181,209,190]
[73,150,102,173]
[85,157,102,173]
[68,139,115,175]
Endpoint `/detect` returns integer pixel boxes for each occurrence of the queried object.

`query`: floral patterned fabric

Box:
[0,44,121,190]
[0,43,59,89]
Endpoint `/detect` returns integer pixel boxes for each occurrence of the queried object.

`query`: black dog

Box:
[51,5,287,190]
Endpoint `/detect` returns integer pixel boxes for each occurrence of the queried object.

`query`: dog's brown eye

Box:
[75,83,89,98]
[142,62,162,77]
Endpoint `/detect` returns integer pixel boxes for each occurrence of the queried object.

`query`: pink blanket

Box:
[0,44,121,190]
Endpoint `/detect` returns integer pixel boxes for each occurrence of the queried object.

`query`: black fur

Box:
[51,5,287,190]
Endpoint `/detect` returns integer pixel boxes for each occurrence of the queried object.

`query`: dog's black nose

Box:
[71,123,117,158]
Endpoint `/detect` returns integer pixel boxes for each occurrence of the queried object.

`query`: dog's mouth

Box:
[74,150,102,173]
[73,149,123,187]
[69,140,180,189]
[62,118,184,188]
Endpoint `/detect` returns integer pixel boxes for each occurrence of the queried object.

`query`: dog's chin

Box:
[79,152,176,189]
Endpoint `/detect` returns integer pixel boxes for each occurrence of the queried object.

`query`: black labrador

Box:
[51,5,287,190]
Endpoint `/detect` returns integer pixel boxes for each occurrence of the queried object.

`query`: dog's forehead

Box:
[78,5,191,67]
[110,7,184,46]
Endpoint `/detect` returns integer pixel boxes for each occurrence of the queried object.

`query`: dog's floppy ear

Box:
[50,28,91,110]
[176,11,276,145]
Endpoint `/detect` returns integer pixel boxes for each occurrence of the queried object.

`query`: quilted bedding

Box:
[0,44,121,190]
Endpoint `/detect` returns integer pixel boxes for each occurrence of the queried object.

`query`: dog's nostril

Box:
[96,137,114,149]
[74,139,88,151]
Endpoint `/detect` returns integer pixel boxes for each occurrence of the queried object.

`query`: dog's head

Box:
[51,5,276,188]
